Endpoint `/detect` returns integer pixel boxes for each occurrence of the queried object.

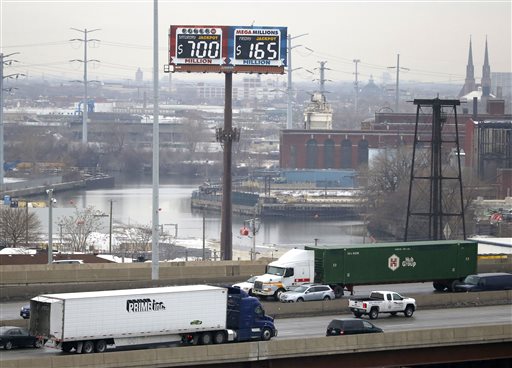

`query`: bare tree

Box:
[114,223,152,256]
[58,206,103,252]
[0,207,42,247]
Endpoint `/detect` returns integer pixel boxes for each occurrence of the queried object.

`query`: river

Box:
[51,173,365,259]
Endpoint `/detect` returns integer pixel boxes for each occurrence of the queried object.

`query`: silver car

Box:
[233,276,256,296]
[279,284,335,303]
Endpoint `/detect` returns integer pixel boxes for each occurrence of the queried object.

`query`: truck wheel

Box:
[433,281,446,292]
[82,341,95,354]
[449,280,461,292]
[404,305,415,318]
[95,340,107,353]
[213,331,226,344]
[274,289,286,301]
[353,312,362,318]
[369,308,379,320]
[4,341,13,350]
[62,342,74,352]
[200,332,212,345]
[261,327,272,341]
[333,286,344,298]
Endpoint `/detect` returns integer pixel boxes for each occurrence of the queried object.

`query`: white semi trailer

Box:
[29,285,276,353]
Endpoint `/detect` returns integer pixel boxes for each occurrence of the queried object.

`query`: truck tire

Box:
[261,327,272,341]
[62,342,74,352]
[449,280,461,292]
[82,340,94,354]
[433,281,446,292]
[369,308,379,320]
[353,311,362,318]
[200,332,212,345]
[274,288,286,301]
[95,340,107,353]
[333,285,344,298]
[404,305,415,318]
[213,331,226,344]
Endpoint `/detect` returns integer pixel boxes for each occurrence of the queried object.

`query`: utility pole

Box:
[1,52,23,185]
[286,33,309,130]
[318,61,328,94]
[70,28,100,145]
[353,59,360,114]
[388,54,409,113]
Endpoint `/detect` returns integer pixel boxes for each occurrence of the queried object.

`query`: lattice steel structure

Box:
[404,98,466,241]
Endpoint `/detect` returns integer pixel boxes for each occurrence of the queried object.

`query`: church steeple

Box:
[481,36,491,97]
[459,36,476,97]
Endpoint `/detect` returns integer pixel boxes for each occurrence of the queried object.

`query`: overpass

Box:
[2,325,511,368]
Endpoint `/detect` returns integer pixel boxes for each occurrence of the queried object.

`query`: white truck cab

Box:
[252,249,314,301]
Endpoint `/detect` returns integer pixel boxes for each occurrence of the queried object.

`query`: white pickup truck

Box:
[348,291,416,319]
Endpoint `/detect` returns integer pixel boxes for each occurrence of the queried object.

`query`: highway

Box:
[1,305,510,362]
[0,282,438,320]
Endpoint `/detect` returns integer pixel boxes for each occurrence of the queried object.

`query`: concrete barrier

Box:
[1,325,510,368]
[0,261,266,300]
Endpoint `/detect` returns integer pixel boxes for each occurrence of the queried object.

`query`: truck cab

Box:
[253,249,314,301]
[226,287,276,341]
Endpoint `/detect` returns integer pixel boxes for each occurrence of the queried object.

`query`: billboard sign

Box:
[169,25,287,74]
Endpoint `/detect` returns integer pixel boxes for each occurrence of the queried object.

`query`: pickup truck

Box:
[348,291,416,319]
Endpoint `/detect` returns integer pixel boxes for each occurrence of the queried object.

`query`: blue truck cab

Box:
[227,286,276,342]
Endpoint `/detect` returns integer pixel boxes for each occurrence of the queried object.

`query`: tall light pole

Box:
[109,199,113,254]
[151,0,160,280]
[46,188,54,264]
[286,33,309,130]
[70,28,100,145]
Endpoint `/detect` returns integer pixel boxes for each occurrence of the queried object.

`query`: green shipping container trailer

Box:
[306,240,478,292]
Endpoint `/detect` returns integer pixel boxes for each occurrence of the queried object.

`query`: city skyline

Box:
[1,1,511,86]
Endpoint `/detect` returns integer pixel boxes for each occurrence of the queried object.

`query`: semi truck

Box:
[252,240,478,299]
[29,285,277,354]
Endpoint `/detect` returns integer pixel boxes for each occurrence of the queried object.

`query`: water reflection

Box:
[52,175,365,257]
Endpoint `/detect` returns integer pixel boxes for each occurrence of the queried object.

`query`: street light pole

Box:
[109,199,113,254]
[47,189,54,264]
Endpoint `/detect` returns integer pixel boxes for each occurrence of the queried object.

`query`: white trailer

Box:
[30,285,276,353]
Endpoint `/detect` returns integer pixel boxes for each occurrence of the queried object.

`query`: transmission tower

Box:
[353,59,360,114]
[1,52,24,185]
[404,98,466,241]
[70,28,100,144]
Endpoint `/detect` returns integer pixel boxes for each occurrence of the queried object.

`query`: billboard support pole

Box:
[220,72,234,260]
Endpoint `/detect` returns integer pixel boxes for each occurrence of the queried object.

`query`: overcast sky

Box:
[1,0,511,86]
